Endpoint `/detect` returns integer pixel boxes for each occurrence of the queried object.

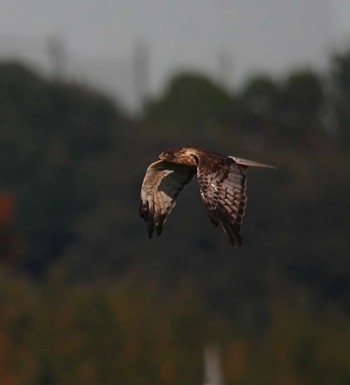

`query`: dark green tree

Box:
[235,75,280,139]
[0,61,125,275]
[280,70,325,144]
[145,72,235,133]
[330,50,350,146]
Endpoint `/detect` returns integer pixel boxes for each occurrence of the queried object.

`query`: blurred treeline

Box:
[0,50,349,384]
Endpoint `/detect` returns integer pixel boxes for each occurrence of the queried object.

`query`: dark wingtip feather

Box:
[139,201,144,218]
[215,209,236,247]
[215,208,244,247]
[147,216,154,238]
[155,218,162,236]
[140,200,155,238]
[139,199,148,219]
[155,214,167,236]
[156,225,162,236]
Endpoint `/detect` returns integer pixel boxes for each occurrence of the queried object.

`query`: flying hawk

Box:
[139,146,274,246]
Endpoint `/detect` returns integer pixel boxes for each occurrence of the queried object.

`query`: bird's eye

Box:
[190,154,199,164]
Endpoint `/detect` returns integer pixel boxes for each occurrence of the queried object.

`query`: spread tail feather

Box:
[229,156,276,169]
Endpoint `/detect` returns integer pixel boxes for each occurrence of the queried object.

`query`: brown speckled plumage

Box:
[140,146,274,246]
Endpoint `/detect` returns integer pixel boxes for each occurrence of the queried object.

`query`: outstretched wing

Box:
[140,160,195,238]
[197,157,247,246]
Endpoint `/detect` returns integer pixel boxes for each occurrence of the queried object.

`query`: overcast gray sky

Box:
[0,0,349,97]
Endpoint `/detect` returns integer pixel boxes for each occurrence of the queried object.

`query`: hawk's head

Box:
[159,146,199,167]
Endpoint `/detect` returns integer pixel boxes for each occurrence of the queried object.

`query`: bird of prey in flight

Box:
[139,146,274,246]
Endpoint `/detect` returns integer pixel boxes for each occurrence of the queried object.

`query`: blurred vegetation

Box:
[0,50,349,384]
